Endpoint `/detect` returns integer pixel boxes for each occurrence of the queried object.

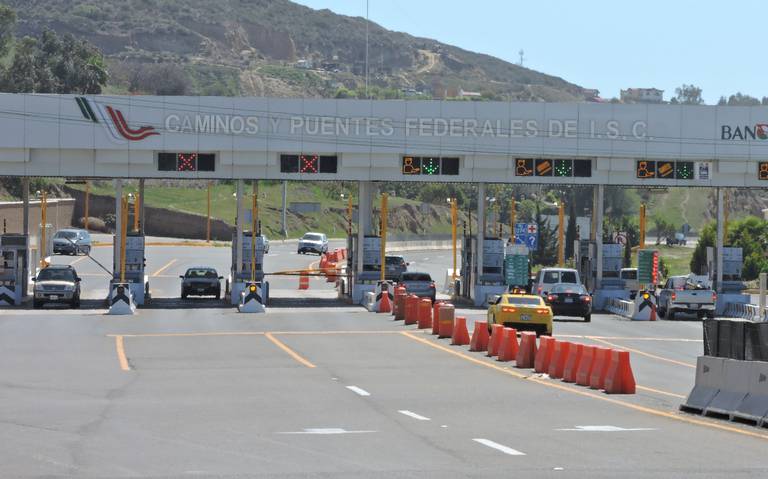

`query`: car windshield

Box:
[37,268,75,281]
[303,234,323,241]
[506,296,541,306]
[560,271,578,283]
[54,231,78,239]
[186,269,217,278]
[386,257,404,265]
[401,273,431,281]
[552,284,587,294]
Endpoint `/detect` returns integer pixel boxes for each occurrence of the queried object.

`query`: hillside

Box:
[2,0,588,100]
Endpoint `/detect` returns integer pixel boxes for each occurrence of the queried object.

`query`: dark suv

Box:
[180,267,223,299]
[33,264,82,308]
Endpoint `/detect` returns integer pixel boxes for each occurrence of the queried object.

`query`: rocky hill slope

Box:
[3,0,588,100]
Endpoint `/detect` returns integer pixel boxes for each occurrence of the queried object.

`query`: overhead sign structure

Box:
[4,94,768,184]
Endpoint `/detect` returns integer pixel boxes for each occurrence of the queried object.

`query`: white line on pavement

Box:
[278,428,375,435]
[398,410,430,421]
[472,438,526,456]
[346,385,371,397]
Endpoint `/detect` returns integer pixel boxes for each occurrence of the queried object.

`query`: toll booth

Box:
[459,235,475,300]
[473,237,507,306]
[350,235,380,304]
[576,240,628,309]
[230,232,268,306]
[708,246,749,314]
[112,233,149,305]
[0,234,29,306]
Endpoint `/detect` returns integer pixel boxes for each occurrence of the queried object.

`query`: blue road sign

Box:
[514,223,528,235]
[514,232,539,250]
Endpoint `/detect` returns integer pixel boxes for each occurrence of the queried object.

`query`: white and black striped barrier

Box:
[238,282,265,313]
[108,282,136,315]
[723,302,766,322]
[0,284,20,306]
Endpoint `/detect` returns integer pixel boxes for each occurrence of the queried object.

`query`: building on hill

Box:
[620,88,664,104]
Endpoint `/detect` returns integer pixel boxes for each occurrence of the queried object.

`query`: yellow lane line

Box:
[637,385,686,399]
[151,259,177,277]
[114,335,130,371]
[265,332,316,368]
[589,337,696,369]
[107,330,423,338]
[400,331,768,441]
[557,335,702,343]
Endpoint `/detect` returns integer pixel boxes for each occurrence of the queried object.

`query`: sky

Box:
[292,0,767,103]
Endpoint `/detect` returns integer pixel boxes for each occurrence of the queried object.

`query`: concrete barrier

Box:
[680,356,725,414]
[363,291,376,312]
[606,297,634,319]
[731,361,768,426]
[703,359,751,418]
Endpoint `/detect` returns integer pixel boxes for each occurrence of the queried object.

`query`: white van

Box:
[533,268,581,297]
[620,268,639,298]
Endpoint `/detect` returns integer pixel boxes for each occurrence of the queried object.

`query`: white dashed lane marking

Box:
[472,438,526,456]
[346,385,371,397]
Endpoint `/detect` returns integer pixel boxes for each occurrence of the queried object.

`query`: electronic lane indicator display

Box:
[515,159,534,176]
[637,160,696,180]
[759,162,768,180]
[657,161,674,178]
[158,153,216,172]
[554,159,572,177]
[515,158,592,178]
[280,154,338,174]
[401,156,460,176]
[676,161,694,180]
[535,159,553,176]
[636,160,656,178]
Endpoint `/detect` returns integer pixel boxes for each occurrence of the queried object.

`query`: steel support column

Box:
[595,184,604,290]
[114,179,122,277]
[476,183,486,284]
[236,179,244,275]
[716,187,724,293]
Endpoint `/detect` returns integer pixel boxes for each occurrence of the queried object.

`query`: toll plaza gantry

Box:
[1,93,767,311]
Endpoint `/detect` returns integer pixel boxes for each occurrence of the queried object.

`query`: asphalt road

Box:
[3,242,768,478]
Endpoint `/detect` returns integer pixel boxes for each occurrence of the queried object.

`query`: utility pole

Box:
[207,181,212,243]
[379,192,387,282]
[84,181,90,231]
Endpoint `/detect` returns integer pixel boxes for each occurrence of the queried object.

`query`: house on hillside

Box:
[620,88,664,104]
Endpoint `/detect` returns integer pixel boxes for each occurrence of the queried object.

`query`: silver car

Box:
[398,272,436,303]
[298,232,328,255]
[53,228,91,255]
[33,264,82,308]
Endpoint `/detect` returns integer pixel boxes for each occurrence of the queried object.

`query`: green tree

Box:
[674,84,704,105]
[532,201,557,266]
[690,217,768,280]
[0,5,15,57]
[652,214,677,244]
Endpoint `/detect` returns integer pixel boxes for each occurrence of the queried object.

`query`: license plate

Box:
[565,298,573,303]
[520,314,531,321]
[690,304,699,309]
[49,295,58,300]
[197,289,206,293]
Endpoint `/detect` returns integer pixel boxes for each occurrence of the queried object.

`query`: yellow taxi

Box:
[487,291,553,336]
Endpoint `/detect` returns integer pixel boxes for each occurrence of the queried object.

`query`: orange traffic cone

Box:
[563,343,585,383]
[469,321,490,352]
[576,345,596,386]
[437,304,455,338]
[534,336,556,374]
[431,301,444,335]
[548,340,572,379]
[451,316,470,346]
[514,332,537,368]
[589,347,612,390]
[417,298,432,329]
[298,271,309,290]
[487,324,504,357]
[603,350,636,394]
[497,328,519,362]
[377,291,392,313]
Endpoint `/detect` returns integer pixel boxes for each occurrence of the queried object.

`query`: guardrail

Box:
[605,297,635,319]
[723,302,766,322]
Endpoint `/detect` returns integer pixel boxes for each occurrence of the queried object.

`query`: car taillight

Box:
[536,309,549,314]
[712,292,717,302]
[537,286,542,295]
[430,282,436,288]
[581,295,591,302]
[547,295,555,302]
[501,306,516,313]
[671,292,676,301]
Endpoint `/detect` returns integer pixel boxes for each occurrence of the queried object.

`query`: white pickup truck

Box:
[657,274,716,320]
